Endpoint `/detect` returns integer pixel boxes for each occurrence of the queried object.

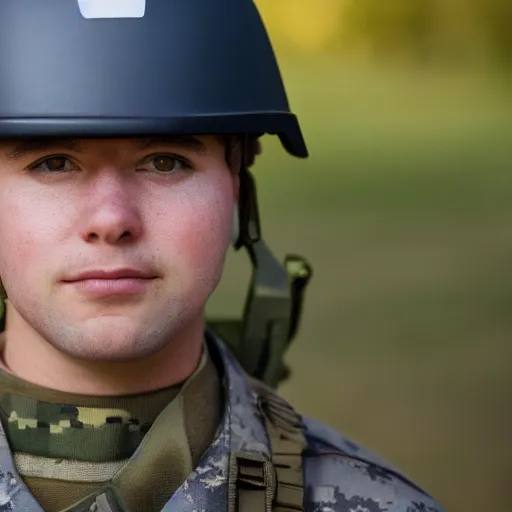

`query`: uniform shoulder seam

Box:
[305,431,432,499]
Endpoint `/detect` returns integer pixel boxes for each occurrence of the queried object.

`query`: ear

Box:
[227,136,262,173]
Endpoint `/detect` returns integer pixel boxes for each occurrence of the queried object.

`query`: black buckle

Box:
[228,453,276,512]
[285,255,313,344]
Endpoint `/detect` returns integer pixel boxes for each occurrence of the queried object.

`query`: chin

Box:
[53,320,167,363]
[59,337,162,363]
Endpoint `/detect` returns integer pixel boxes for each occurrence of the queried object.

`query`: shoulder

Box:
[302,417,445,512]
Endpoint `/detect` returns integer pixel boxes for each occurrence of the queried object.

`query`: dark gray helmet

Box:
[0,0,307,158]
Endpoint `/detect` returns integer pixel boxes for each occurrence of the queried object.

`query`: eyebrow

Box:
[6,138,83,161]
[5,135,208,161]
[137,136,207,155]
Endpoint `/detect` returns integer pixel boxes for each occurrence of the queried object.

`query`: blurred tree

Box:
[476,0,512,68]
[256,0,344,53]
[342,0,437,63]
[256,0,511,68]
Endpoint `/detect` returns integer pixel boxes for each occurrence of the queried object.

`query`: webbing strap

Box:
[228,454,275,512]
[229,379,307,512]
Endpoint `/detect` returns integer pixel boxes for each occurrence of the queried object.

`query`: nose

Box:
[79,173,143,245]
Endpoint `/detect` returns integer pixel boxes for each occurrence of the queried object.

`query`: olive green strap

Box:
[60,484,128,512]
[229,379,307,512]
[60,392,193,512]
[228,453,276,512]
[207,246,312,389]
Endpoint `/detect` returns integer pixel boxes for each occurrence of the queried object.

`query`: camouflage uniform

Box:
[0,333,443,512]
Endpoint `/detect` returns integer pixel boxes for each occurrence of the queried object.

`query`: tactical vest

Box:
[228,378,307,512]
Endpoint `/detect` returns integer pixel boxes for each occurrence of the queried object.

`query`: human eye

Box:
[137,154,193,174]
[27,156,79,173]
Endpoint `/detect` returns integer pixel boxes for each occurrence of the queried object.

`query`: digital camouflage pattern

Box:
[0,366,183,469]
[0,333,444,511]
[1,396,149,462]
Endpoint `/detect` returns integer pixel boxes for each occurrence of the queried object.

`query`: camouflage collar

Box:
[0,332,271,511]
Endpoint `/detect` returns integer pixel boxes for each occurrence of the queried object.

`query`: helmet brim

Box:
[0,113,308,158]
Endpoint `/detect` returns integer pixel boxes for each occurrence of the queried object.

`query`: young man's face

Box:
[0,136,238,361]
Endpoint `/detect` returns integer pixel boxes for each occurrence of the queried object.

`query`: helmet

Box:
[0,0,307,158]
[0,0,312,387]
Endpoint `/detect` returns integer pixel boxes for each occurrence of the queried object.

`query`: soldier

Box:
[0,1,444,511]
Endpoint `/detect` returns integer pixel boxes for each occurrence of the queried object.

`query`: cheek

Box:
[155,173,235,273]
[0,185,65,288]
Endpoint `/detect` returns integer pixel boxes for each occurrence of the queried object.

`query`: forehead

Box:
[0,135,227,161]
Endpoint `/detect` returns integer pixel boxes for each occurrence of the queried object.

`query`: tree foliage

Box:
[256,0,512,67]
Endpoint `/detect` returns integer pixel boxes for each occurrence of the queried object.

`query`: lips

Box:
[63,268,156,282]
[62,268,157,297]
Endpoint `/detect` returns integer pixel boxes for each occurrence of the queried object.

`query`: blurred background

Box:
[208,2,512,511]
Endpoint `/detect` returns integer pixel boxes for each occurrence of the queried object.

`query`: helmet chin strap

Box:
[230,204,240,246]
[208,139,312,387]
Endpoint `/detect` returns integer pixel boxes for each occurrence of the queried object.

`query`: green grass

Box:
[208,62,512,512]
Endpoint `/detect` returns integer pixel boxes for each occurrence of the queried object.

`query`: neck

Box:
[0,302,204,395]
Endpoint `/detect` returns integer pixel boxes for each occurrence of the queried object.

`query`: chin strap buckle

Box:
[209,168,312,388]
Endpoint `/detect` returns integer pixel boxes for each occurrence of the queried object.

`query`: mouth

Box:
[64,268,157,281]
[62,269,158,297]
